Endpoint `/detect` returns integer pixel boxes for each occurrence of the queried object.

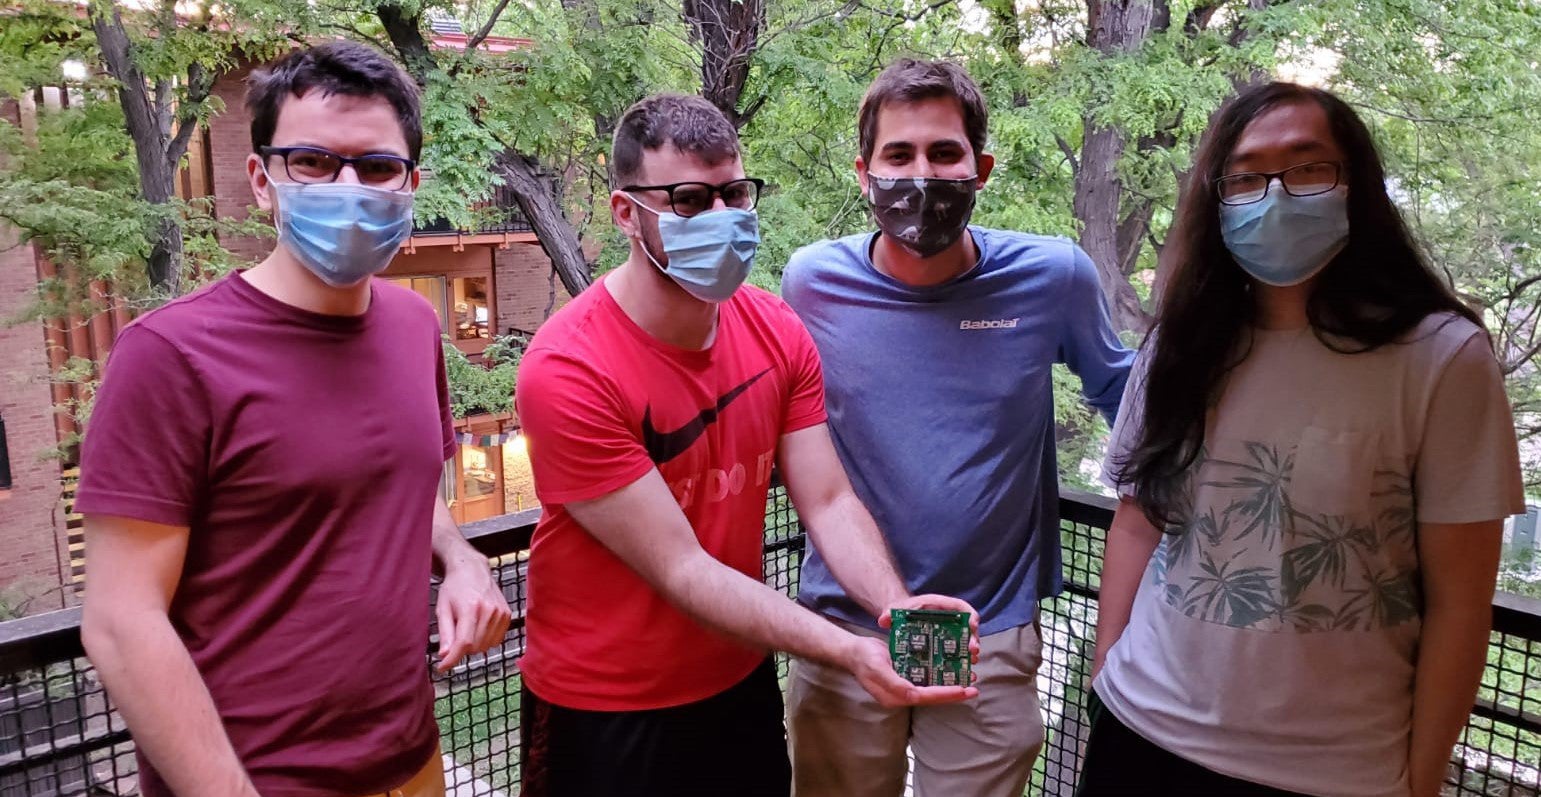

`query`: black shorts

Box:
[1076,689,1312,797]
[521,657,791,797]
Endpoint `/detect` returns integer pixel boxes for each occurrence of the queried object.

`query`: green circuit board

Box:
[888,608,971,687]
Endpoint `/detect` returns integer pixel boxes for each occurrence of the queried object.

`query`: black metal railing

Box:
[413,183,533,237]
[1,492,1537,795]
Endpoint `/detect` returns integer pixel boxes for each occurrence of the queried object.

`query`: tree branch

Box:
[1346,100,1491,126]
[1055,133,1080,175]
[464,0,514,52]
[738,93,769,129]
[1502,340,1541,377]
[318,21,391,51]
[859,0,957,71]
[165,60,211,165]
[1183,0,1227,35]
[376,1,592,295]
[758,0,860,48]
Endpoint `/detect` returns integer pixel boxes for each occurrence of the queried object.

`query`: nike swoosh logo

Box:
[642,368,773,464]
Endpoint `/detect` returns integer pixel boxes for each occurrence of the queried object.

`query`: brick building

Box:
[0,106,73,614]
[0,40,577,610]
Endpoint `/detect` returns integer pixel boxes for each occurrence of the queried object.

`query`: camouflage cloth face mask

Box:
[866,174,978,259]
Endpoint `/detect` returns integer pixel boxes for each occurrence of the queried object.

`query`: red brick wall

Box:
[0,227,68,613]
[494,243,572,336]
[208,64,274,265]
[0,97,67,613]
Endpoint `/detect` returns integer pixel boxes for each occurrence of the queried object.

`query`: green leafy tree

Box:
[443,333,527,418]
[0,0,280,316]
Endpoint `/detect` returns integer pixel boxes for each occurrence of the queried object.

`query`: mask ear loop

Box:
[259,161,289,230]
[623,192,671,274]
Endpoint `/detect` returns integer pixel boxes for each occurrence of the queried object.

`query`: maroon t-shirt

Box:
[76,273,455,796]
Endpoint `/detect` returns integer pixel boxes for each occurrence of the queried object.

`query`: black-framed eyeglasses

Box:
[621,178,765,217]
[259,145,415,191]
[1215,161,1342,206]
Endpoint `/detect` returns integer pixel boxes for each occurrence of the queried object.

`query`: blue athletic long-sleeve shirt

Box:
[782,227,1134,634]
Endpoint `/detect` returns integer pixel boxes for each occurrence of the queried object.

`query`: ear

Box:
[855,156,870,198]
[409,167,422,192]
[611,190,640,238]
[975,152,996,189]
[248,153,273,212]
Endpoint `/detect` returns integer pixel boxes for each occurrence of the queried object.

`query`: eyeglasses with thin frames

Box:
[259,145,416,191]
[1215,161,1342,206]
[620,178,765,218]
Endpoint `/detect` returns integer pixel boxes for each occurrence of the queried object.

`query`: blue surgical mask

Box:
[269,175,415,287]
[1220,185,1349,287]
[628,197,759,303]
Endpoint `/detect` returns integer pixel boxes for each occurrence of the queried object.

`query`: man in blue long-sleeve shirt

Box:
[782,58,1134,797]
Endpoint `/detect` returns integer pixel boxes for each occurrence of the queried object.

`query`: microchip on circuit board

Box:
[888,608,971,688]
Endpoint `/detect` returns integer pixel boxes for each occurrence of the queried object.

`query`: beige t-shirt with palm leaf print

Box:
[1096,312,1524,797]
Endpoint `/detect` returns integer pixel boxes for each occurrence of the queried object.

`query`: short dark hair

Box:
[247,41,422,160]
[858,59,988,164]
[611,94,741,187]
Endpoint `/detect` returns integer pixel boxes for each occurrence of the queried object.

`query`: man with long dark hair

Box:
[1084,82,1522,797]
[782,59,1133,797]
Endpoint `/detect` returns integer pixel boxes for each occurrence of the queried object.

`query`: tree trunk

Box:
[1074,123,1150,334]
[379,3,594,296]
[497,153,592,297]
[145,193,184,295]
[1073,0,1164,334]
[982,0,1031,106]
[90,2,187,294]
[683,0,767,128]
[377,4,441,85]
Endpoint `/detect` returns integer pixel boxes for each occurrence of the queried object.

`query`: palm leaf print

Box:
[1182,551,1280,627]
[1205,442,1293,547]
[1282,602,1338,632]
[1165,509,1222,574]
[1336,565,1422,630]
[1371,470,1415,544]
[1152,535,1171,585]
[1366,568,1421,627]
[1281,513,1377,604]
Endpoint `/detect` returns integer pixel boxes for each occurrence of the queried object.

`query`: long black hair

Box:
[1113,82,1483,529]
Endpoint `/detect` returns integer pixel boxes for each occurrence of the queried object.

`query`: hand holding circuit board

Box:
[856,594,980,706]
[889,608,973,687]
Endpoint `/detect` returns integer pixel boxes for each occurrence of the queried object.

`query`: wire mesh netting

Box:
[1,489,1537,796]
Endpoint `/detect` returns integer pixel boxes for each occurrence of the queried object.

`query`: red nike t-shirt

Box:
[515,277,827,711]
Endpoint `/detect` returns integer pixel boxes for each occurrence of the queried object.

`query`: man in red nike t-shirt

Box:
[515,94,981,797]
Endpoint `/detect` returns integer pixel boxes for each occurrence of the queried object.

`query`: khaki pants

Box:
[359,746,445,797]
[788,621,1045,797]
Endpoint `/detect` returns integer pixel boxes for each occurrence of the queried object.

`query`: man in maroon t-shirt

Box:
[514,94,980,797]
[76,42,511,797]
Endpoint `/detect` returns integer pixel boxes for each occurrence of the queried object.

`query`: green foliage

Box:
[443,333,527,418]
[0,0,96,96]
[2,0,1538,513]
[41,356,98,460]
[1499,547,1541,600]
[1053,365,1111,494]
[1300,0,1541,491]
[414,71,506,230]
[0,102,154,294]
[0,0,278,320]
